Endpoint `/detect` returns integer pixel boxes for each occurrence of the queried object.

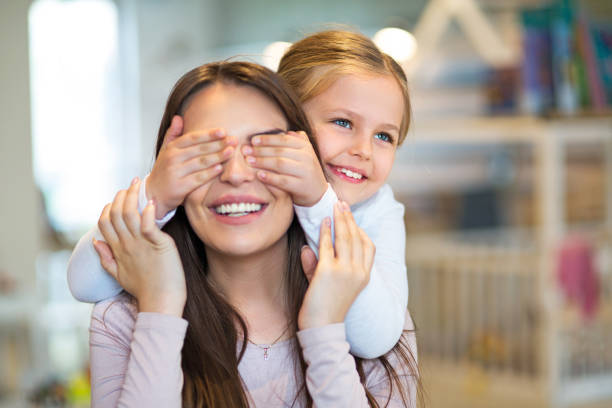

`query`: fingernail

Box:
[214,129,225,137]
[251,136,261,145]
[214,164,222,172]
[224,146,234,156]
[342,201,350,212]
[324,217,331,227]
[148,199,155,207]
[131,176,139,186]
[246,156,255,164]
[257,171,266,179]
[242,145,253,155]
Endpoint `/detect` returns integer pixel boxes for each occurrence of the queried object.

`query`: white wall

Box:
[0,0,40,291]
[127,0,221,171]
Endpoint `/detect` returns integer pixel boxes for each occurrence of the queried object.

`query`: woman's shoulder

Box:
[90,292,138,342]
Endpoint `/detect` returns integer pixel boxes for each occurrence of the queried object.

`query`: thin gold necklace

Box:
[247,325,291,360]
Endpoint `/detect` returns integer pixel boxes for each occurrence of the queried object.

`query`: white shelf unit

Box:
[391,116,612,408]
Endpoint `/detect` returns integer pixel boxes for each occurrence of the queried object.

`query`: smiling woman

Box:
[88,61,418,407]
[179,83,295,257]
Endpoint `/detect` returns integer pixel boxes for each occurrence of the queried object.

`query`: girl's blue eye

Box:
[375,132,393,143]
[333,119,352,129]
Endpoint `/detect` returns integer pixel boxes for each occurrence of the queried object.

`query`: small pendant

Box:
[263,346,270,360]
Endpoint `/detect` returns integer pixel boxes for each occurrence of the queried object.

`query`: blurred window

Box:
[29,0,132,240]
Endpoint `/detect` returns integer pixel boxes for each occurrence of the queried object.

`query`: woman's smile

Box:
[209,194,268,225]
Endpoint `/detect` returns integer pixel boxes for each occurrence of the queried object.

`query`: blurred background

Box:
[1,0,611,406]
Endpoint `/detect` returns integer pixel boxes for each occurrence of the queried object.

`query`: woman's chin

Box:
[203,232,288,259]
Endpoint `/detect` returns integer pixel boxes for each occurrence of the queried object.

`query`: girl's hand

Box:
[298,201,375,330]
[242,131,327,207]
[95,178,187,317]
[147,115,237,218]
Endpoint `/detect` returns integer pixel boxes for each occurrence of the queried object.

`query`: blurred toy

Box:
[0,268,16,294]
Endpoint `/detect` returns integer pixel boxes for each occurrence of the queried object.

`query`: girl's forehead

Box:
[307,73,403,117]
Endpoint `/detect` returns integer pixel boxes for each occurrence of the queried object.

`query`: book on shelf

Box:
[518,0,612,116]
[592,20,612,106]
[520,6,554,115]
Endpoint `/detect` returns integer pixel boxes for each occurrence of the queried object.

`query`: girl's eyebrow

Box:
[378,123,400,133]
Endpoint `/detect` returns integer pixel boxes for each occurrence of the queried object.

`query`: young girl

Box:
[68,29,411,359]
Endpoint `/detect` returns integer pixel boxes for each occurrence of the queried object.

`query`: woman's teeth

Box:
[215,203,262,217]
[338,167,363,180]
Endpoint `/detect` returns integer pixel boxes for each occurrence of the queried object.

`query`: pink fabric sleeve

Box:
[89,296,188,408]
[297,313,418,407]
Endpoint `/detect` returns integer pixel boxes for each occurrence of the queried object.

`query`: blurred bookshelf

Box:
[394,1,612,407]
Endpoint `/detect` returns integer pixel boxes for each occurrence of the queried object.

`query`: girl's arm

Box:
[295,184,408,358]
[89,296,187,408]
[293,183,338,256]
[68,118,232,303]
[66,177,175,302]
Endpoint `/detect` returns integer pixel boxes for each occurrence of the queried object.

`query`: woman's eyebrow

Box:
[248,128,285,138]
[246,128,286,143]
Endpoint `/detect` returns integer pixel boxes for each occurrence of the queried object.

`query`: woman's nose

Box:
[348,131,372,160]
[219,146,255,185]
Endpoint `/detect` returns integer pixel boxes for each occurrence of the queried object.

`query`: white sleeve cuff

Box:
[138,174,176,228]
[294,184,338,255]
[294,183,337,225]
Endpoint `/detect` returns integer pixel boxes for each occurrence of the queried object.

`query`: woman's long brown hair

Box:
[153,61,421,407]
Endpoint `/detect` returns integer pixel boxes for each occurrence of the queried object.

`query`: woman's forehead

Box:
[182,83,288,141]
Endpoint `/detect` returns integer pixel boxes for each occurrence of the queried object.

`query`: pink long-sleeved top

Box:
[90,294,417,407]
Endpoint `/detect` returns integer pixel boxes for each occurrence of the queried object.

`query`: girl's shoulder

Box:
[353,184,403,217]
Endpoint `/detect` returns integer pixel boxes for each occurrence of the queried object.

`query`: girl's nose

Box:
[349,131,372,160]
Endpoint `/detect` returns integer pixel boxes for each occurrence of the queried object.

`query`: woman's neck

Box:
[205,236,290,339]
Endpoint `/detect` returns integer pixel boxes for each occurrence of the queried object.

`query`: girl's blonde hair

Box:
[277,29,411,145]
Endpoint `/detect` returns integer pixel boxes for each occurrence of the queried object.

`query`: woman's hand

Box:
[147,115,237,218]
[298,201,375,330]
[94,178,187,317]
[242,130,328,207]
